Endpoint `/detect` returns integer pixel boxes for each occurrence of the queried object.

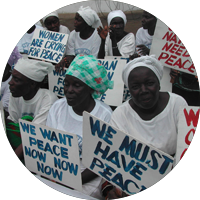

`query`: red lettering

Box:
[169,44,179,54]
[158,52,169,61]
[165,55,177,66]
[184,108,200,127]
[188,63,196,73]
[175,46,185,56]
[180,148,187,159]
[162,31,173,41]
[182,50,190,57]
[173,59,190,69]
[162,42,173,51]
[185,129,195,145]
[169,34,178,43]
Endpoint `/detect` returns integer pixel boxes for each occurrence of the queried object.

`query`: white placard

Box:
[28,29,68,63]
[175,106,199,165]
[150,19,196,75]
[98,59,126,106]
[82,112,174,195]
[19,119,82,192]
[48,68,67,98]
[48,59,125,106]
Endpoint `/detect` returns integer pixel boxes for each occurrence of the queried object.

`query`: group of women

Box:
[5,5,190,200]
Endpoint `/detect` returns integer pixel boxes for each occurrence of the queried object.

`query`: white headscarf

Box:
[43,11,59,23]
[107,10,127,26]
[14,58,54,82]
[122,55,163,88]
[77,6,102,28]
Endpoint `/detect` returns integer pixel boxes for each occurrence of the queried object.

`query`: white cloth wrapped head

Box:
[77,6,102,28]
[43,11,59,23]
[122,55,164,88]
[14,58,54,82]
[107,10,127,26]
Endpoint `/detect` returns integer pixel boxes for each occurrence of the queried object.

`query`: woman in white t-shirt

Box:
[98,10,135,58]
[56,6,102,71]
[46,54,113,199]
[102,55,188,199]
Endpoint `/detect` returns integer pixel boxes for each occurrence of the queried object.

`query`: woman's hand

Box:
[97,26,109,40]
[136,45,150,56]
[107,187,128,199]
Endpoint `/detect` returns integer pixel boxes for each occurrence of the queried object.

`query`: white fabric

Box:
[0,76,11,112]
[122,55,163,88]
[46,98,112,199]
[105,32,135,57]
[77,6,102,28]
[65,29,101,57]
[8,88,58,125]
[44,25,70,35]
[107,10,127,26]
[15,58,54,82]
[136,27,153,49]
[17,26,43,54]
[43,11,59,23]
[110,92,188,155]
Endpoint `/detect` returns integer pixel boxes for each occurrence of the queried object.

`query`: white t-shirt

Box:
[17,25,43,54]
[46,98,112,199]
[8,88,58,125]
[44,25,70,35]
[105,32,135,57]
[136,27,153,49]
[0,76,11,112]
[110,92,188,155]
[65,29,101,57]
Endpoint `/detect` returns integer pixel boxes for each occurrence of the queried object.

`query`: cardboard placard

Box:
[175,106,199,165]
[150,19,196,75]
[82,112,174,195]
[19,119,82,191]
[28,29,68,63]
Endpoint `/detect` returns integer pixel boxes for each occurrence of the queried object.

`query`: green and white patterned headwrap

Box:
[65,54,114,99]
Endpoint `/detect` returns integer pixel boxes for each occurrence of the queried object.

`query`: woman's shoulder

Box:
[95,99,113,114]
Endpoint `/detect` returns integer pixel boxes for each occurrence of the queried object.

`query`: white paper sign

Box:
[150,19,196,75]
[175,106,199,165]
[48,68,67,98]
[98,59,126,106]
[19,119,82,191]
[28,29,68,63]
[48,59,125,106]
[82,112,174,195]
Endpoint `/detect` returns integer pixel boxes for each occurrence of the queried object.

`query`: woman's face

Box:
[64,75,93,107]
[44,16,60,32]
[110,17,125,36]
[128,67,160,110]
[74,13,88,32]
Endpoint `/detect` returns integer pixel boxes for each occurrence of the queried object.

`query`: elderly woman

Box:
[43,11,70,34]
[101,55,188,199]
[98,10,135,58]
[46,54,113,199]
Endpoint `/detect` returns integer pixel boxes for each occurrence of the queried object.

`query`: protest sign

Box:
[175,106,199,165]
[48,68,67,98]
[150,19,196,75]
[98,59,126,106]
[82,112,174,195]
[28,29,68,63]
[19,119,82,191]
[48,59,125,106]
